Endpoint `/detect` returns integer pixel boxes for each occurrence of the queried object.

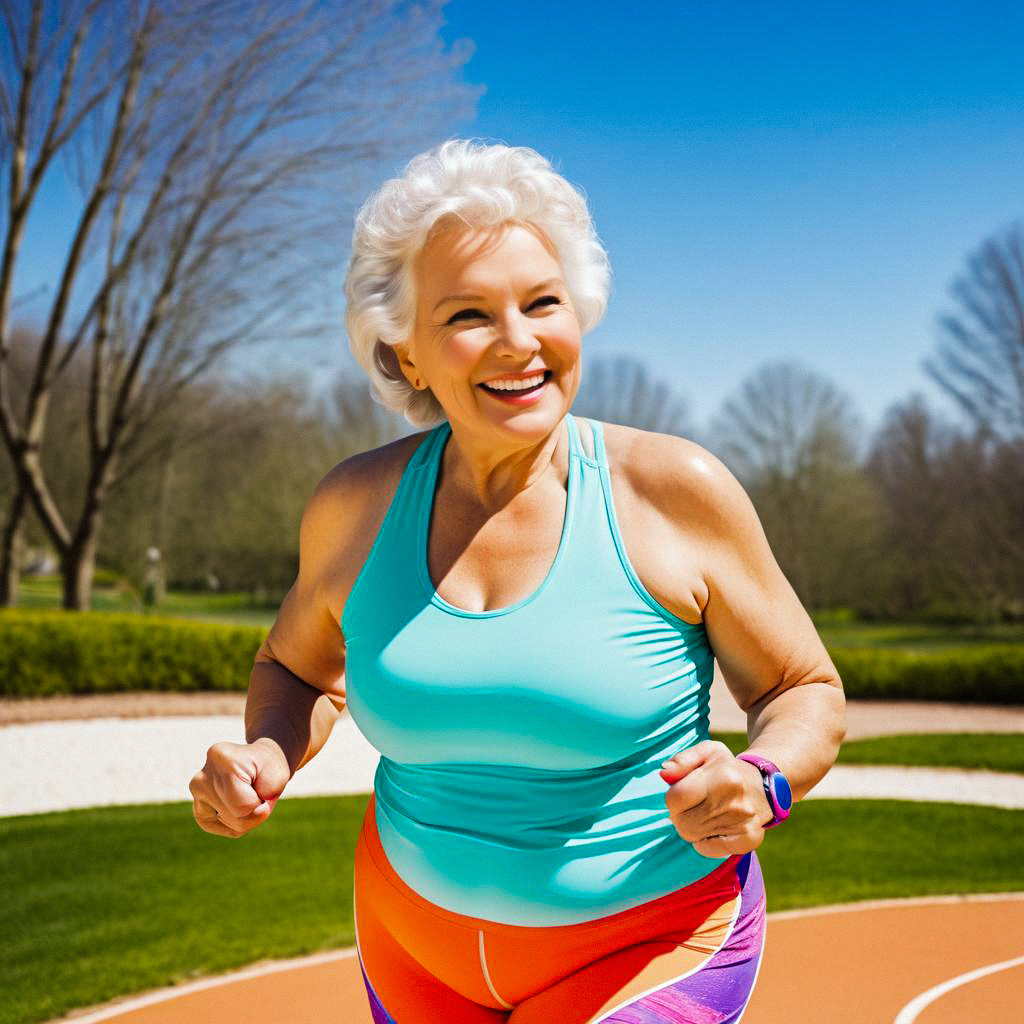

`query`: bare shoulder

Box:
[305,429,430,527]
[596,421,843,720]
[257,429,433,697]
[303,429,433,625]
[579,419,725,624]
[595,419,740,543]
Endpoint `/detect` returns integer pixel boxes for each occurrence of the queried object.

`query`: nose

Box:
[493,306,542,356]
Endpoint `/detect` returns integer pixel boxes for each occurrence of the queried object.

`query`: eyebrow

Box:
[431,277,563,314]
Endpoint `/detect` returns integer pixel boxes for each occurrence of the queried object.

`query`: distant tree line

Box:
[4,299,1023,623]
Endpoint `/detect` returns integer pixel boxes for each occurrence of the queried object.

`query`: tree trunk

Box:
[62,523,100,611]
[0,484,28,607]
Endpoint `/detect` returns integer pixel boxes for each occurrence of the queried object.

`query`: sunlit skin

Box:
[391,219,584,511]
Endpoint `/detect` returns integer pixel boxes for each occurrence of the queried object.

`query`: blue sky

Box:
[17,0,1024,442]
[428,0,1024,437]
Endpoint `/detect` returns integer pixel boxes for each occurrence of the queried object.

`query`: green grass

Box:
[710,731,1024,773]
[1,796,1022,1024]
[15,576,279,629]
[813,619,1024,652]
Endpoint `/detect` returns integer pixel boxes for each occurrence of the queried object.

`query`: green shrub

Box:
[831,645,1024,704]
[0,609,266,697]
[2,609,1021,705]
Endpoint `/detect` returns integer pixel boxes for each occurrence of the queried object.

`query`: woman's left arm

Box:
[650,436,847,854]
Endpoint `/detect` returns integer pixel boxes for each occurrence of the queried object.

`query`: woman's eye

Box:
[447,308,483,324]
[446,296,560,326]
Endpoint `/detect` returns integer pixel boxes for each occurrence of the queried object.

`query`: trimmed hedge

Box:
[829,646,1024,705]
[1,609,1022,704]
[0,609,265,698]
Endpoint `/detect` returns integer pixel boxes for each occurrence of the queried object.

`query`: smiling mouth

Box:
[478,370,552,394]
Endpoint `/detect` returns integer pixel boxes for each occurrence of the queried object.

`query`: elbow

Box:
[828,678,848,746]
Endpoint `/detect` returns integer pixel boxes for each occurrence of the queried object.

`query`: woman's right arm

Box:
[244,460,355,774]
[190,458,363,836]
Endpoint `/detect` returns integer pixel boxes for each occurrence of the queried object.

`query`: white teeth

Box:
[483,372,546,391]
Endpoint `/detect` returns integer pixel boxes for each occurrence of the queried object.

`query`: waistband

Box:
[358,792,744,934]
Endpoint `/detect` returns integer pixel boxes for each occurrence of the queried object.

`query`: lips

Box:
[477,369,552,390]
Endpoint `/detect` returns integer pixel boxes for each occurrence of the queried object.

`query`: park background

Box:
[1,3,1022,1024]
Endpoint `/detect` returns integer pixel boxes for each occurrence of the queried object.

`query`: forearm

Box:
[244,658,343,776]
[742,681,847,803]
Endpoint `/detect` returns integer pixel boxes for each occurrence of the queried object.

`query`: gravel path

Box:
[2,707,1023,818]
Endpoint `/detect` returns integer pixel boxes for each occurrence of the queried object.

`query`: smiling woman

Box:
[331,140,777,1022]
[193,139,845,1024]
[343,139,611,431]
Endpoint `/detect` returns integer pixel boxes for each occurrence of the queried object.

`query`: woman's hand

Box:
[659,740,774,858]
[189,737,291,839]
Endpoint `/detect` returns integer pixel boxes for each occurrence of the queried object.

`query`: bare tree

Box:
[0,0,482,609]
[706,360,884,611]
[924,220,1024,443]
[570,351,698,439]
[328,363,411,458]
[864,392,963,617]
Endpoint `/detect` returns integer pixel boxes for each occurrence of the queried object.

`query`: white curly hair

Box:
[343,138,612,428]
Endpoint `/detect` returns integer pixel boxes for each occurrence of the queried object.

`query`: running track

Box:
[49,892,1024,1024]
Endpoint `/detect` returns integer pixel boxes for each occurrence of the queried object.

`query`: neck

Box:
[442,415,569,512]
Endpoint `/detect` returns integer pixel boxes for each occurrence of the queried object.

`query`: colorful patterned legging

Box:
[354,795,767,1023]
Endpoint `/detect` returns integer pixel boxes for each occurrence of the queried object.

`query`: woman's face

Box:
[394,219,583,440]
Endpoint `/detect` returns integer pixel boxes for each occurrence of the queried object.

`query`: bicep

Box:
[256,470,353,708]
[690,452,840,719]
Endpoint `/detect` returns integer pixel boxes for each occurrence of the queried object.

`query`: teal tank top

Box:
[342,412,724,927]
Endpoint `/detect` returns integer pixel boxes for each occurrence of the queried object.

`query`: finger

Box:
[659,741,726,782]
[193,800,244,839]
[664,762,713,817]
[206,796,271,833]
[693,832,749,858]
[210,762,264,819]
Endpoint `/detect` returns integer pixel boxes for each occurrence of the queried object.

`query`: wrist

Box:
[736,751,793,828]
[737,757,775,826]
[251,735,293,772]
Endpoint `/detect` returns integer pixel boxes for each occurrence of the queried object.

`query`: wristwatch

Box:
[736,753,793,829]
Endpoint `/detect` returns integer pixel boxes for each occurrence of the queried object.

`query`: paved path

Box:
[3,707,1024,817]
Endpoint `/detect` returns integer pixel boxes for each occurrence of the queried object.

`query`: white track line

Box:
[768,889,1024,920]
[893,954,1024,1024]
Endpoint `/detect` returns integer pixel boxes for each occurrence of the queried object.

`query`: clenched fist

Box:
[658,740,775,859]
[189,736,291,838]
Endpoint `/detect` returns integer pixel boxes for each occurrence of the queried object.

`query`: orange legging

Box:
[354,794,767,1023]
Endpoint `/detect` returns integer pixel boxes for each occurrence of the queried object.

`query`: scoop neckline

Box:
[417,414,581,619]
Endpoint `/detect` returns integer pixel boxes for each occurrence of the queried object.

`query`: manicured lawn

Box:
[15,577,279,629]
[813,619,1024,652]
[711,731,1024,774]
[1,795,1022,1024]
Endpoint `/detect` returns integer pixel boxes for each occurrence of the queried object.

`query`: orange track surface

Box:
[52,894,1024,1024]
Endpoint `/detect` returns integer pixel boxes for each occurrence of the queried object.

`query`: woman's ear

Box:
[388,340,423,389]
[375,340,419,387]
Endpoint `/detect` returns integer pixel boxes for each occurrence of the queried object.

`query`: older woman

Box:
[190,139,846,1023]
